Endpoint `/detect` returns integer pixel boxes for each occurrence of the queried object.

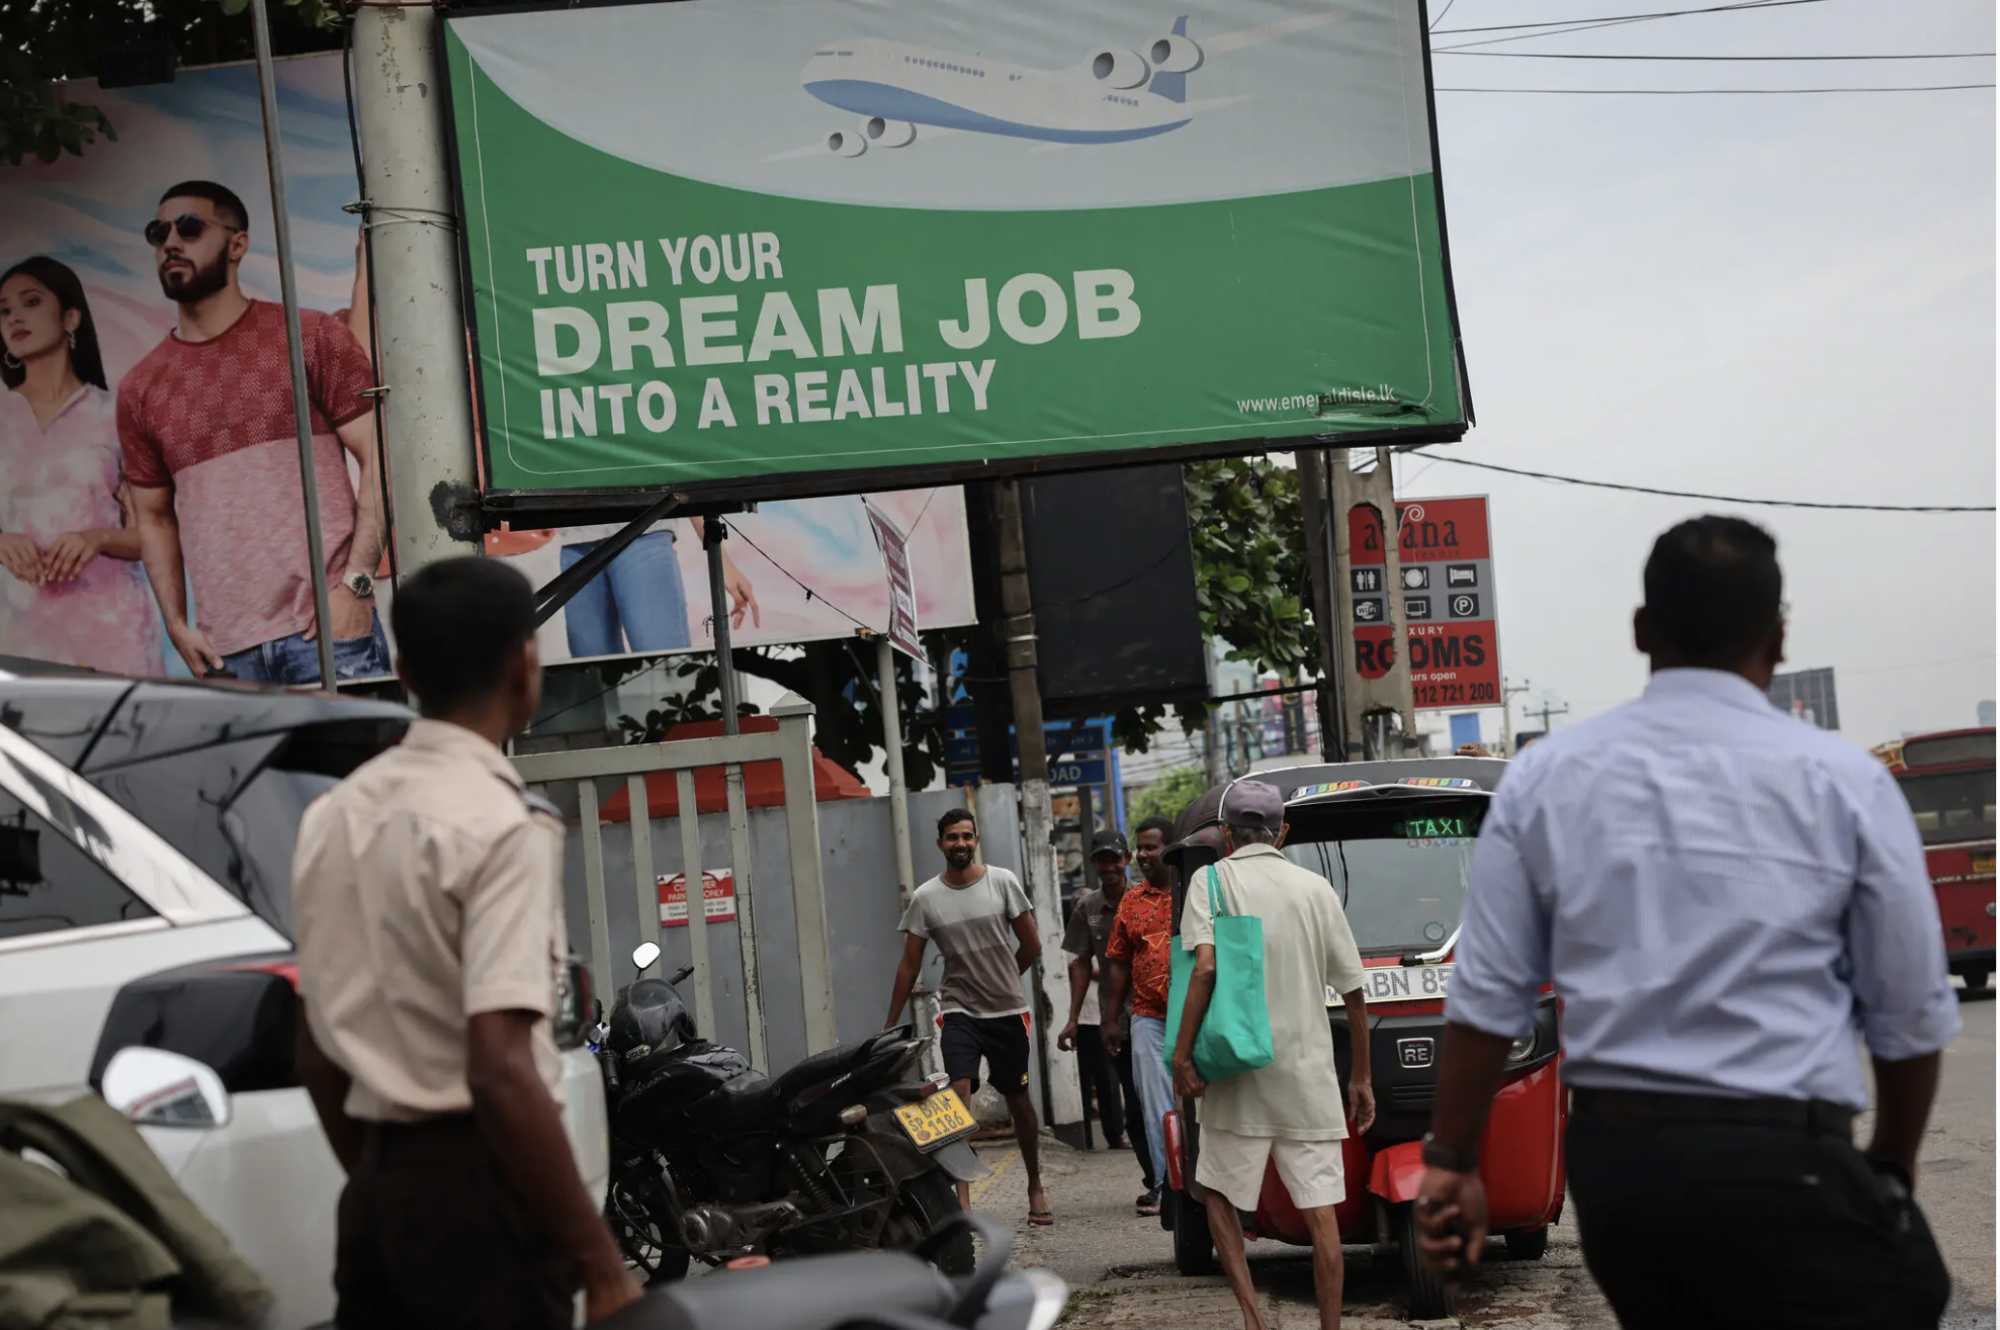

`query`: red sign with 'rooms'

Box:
[1347,495,1502,711]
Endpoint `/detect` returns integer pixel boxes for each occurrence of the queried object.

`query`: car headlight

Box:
[1505,1033,1537,1066]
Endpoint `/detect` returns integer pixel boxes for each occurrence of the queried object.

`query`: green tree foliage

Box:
[5,0,353,168]
[1128,765,1210,829]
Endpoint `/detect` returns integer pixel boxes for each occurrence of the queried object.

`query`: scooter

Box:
[596,943,988,1282]
[597,1214,1066,1330]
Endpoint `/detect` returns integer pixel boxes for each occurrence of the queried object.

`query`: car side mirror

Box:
[102,1047,232,1129]
[632,941,661,973]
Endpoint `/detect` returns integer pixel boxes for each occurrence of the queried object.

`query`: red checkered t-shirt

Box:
[1105,881,1175,1020]
[117,301,375,655]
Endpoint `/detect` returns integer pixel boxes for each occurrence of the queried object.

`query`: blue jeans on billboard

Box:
[559,531,690,658]
[1130,1014,1173,1194]
[219,613,391,685]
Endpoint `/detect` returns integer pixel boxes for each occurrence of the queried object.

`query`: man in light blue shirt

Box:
[1416,516,1958,1329]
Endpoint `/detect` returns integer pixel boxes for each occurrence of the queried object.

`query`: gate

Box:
[511,692,834,1067]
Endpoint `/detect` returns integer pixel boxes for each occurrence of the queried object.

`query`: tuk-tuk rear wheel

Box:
[1394,1202,1454,1321]
[1504,1226,1550,1261]
[1171,1189,1216,1276]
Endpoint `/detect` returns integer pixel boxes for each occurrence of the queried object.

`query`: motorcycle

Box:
[594,942,988,1282]
[598,1213,1066,1330]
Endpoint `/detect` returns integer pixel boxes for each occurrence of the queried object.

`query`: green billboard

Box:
[444,0,1468,501]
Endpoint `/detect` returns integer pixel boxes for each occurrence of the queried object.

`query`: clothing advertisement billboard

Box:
[0,56,975,680]
[442,0,1468,503]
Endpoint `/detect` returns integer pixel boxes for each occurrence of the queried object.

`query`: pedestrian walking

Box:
[883,808,1052,1225]
[1102,819,1185,1218]
[1418,516,1960,1329]
[1174,781,1375,1330]
[291,557,641,1330]
[1058,828,1157,1205]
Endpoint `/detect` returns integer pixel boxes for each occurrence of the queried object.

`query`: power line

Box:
[1434,0,1827,52]
[1443,50,1997,61]
[1434,0,1825,36]
[1430,0,1459,31]
[1437,82,1995,93]
[724,524,880,634]
[1407,449,1997,512]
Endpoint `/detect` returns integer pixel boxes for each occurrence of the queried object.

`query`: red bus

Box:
[1886,728,1996,990]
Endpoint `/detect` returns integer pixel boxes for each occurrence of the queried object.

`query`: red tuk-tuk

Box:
[1159,758,1565,1320]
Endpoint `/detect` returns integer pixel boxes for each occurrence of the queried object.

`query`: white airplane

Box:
[790,9,1344,158]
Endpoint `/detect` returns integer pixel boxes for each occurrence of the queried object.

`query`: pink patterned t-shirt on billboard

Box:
[117,301,375,655]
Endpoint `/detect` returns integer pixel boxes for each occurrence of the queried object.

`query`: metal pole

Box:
[351,3,484,572]
[249,0,338,691]
[706,520,742,735]
[877,635,917,905]
[993,478,1080,1131]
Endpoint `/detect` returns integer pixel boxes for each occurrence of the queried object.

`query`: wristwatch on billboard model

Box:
[1421,1133,1480,1173]
[341,570,375,600]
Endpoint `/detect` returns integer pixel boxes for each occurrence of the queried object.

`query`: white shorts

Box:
[1195,1126,1347,1212]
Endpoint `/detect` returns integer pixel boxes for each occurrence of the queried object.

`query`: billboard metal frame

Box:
[437,0,1475,527]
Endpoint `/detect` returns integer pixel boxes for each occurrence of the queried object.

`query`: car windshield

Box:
[1897,769,1997,847]
[1280,796,1485,957]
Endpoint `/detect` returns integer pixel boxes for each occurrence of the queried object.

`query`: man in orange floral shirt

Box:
[1103,817,1179,1216]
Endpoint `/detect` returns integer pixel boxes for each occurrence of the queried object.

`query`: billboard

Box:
[442,0,1467,503]
[1768,666,1839,732]
[0,56,974,680]
[1348,495,1500,711]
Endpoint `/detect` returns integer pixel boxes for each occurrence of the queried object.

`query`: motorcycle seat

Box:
[768,1028,910,1107]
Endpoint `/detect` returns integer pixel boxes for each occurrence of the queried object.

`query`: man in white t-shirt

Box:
[1176,780,1375,1330]
[883,808,1052,1224]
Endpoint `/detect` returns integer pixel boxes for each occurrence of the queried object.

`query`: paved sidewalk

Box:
[962,1134,1612,1329]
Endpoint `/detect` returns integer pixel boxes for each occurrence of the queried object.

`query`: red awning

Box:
[597,717,870,822]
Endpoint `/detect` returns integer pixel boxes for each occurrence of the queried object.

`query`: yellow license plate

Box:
[1973,851,1995,876]
[893,1093,976,1149]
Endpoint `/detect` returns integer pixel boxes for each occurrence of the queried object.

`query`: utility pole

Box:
[1331,448,1417,760]
[1526,698,1570,736]
[1501,676,1532,756]
[351,3,484,574]
[1296,449,1348,762]
[875,634,917,905]
[992,479,1080,1132]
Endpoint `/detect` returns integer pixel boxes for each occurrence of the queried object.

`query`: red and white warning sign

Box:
[1348,496,1502,712]
[657,871,738,927]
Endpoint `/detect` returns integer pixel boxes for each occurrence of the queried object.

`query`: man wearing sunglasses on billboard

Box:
[117,180,388,685]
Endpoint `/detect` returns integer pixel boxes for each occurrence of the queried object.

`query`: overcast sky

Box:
[1394,0,1995,749]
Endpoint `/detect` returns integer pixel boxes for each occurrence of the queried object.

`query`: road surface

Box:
[978,989,1994,1328]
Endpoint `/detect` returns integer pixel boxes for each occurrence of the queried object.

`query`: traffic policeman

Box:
[293,557,641,1330]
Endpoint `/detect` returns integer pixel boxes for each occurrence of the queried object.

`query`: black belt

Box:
[1572,1087,1856,1138]
[359,1112,479,1165]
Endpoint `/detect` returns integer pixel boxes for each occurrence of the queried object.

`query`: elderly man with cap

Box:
[1174,779,1375,1330]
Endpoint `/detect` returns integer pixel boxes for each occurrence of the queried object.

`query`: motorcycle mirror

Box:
[102,1046,232,1130]
[632,941,662,972]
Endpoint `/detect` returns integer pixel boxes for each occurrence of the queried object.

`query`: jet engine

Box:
[1088,47,1150,89]
[864,116,917,148]
[1148,33,1204,74]
[826,127,867,157]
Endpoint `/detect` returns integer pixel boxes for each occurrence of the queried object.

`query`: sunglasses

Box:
[144,215,241,248]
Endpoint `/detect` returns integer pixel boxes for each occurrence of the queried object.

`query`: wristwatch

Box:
[1421,1133,1480,1172]
[341,570,375,600]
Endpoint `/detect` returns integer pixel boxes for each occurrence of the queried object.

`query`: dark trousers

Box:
[336,1116,576,1330]
[1567,1108,1951,1330]
[1076,1025,1154,1188]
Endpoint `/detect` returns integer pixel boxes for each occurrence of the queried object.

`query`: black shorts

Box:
[940,1011,1031,1096]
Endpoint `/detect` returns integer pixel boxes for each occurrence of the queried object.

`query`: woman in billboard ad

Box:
[0,256,165,675]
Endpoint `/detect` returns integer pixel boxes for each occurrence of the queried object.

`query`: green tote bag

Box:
[1166,861,1275,1083]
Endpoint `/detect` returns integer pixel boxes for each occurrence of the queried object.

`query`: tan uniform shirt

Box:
[1180,843,1366,1141]
[293,719,570,1121]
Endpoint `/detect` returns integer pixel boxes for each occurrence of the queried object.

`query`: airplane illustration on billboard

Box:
[782,8,1344,159]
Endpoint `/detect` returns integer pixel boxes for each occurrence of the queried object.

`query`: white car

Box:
[0,668,609,1329]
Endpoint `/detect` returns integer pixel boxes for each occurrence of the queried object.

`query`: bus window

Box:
[1898,770,1998,846]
